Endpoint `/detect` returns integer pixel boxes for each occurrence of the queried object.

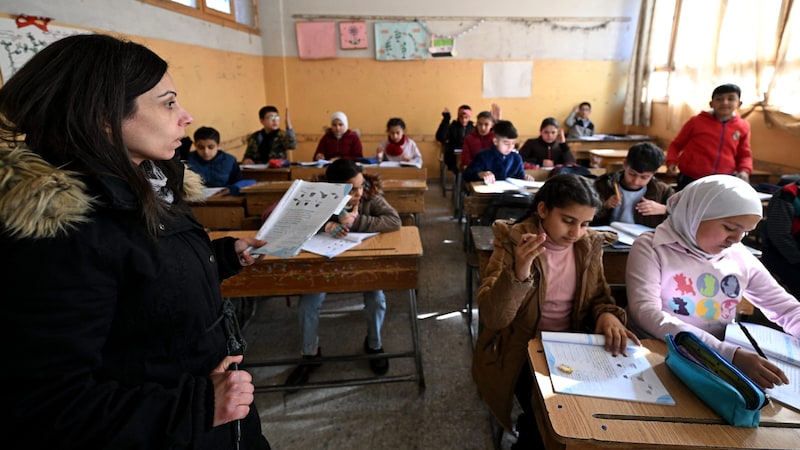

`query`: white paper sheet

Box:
[300,232,380,258]
[482,61,533,98]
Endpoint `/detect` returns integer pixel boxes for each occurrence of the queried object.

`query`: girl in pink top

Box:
[626,174,800,389]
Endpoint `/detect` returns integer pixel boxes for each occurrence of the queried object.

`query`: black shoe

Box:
[363,338,389,375]
[285,348,322,392]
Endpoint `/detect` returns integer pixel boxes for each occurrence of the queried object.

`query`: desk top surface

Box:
[529,338,800,449]
[241,179,427,194]
[191,190,245,206]
[468,181,539,195]
[209,226,422,261]
[588,148,629,158]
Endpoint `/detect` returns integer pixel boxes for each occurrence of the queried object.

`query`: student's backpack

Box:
[480,190,534,225]
[548,163,596,179]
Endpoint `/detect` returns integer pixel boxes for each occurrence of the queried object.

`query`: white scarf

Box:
[142,160,174,204]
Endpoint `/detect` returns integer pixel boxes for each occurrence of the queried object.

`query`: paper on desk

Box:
[201,187,226,200]
[240,164,269,169]
[301,232,380,258]
[375,160,423,168]
[541,331,675,405]
[298,160,330,167]
[506,178,545,189]
[250,180,352,258]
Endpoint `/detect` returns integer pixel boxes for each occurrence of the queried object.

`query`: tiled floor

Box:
[242,178,521,449]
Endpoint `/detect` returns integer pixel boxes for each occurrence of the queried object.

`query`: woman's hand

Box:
[234,238,265,266]
[513,233,546,281]
[595,312,640,356]
[732,348,789,390]
[209,355,255,427]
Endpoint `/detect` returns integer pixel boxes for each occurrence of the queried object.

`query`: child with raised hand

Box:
[565,101,595,138]
[593,142,674,228]
[462,120,533,183]
[187,126,243,188]
[376,117,422,166]
[473,174,637,448]
[285,159,401,389]
[314,111,363,162]
[666,83,752,190]
[626,175,800,390]
[519,117,575,167]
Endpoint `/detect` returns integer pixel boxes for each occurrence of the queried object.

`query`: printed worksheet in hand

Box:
[250,180,351,258]
[542,332,675,405]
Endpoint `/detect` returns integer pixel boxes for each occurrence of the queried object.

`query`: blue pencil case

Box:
[665,331,768,427]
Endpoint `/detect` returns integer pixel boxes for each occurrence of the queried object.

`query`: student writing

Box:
[626,175,800,389]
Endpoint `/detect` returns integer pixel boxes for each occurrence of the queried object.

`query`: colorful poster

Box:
[295,21,337,60]
[374,22,428,61]
[0,17,89,83]
[339,21,367,50]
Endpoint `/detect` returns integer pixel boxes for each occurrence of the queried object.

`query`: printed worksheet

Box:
[542,332,675,405]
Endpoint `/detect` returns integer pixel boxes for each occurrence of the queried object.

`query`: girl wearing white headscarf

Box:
[313,111,363,162]
[626,175,800,389]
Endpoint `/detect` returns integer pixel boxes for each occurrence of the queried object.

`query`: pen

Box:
[736,315,776,411]
[230,361,242,450]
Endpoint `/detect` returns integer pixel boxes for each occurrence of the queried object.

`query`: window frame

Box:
[141,0,259,34]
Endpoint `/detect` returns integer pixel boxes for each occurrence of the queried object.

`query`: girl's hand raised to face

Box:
[514,233,547,281]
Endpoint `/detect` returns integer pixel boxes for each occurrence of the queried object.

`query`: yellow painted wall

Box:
[260,57,630,165]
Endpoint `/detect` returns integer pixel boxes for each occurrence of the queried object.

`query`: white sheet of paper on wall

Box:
[482,61,533,98]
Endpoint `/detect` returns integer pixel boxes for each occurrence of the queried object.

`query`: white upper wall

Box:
[260,0,641,60]
[0,0,263,55]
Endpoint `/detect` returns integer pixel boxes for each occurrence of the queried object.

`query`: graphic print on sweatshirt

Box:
[669,272,741,322]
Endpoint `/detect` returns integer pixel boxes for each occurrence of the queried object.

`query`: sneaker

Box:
[285,348,322,392]
[363,337,389,375]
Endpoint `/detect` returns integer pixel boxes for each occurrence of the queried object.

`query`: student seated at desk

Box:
[564,101,595,138]
[762,179,800,299]
[285,159,401,388]
[242,105,296,164]
[461,105,501,169]
[518,117,575,168]
[462,120,533,183]
[375,117,422,166]
[473,174,636,449]
[186,126,243,188]
[626,175,800,389]
[592,142,675,228]
[314,111,363,162]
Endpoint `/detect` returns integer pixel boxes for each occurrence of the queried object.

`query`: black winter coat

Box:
[0,148,269,449]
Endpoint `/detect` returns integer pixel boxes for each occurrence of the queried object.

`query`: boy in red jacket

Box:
[666,83,752,190]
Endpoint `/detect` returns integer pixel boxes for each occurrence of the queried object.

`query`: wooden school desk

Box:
[654,166,775,185]
[528,338,800,450]
[567,135,655,163]
[239,179,427,226]
[588,148,628,171]
[208,227,425,393]
[189,189,246,230]
[240,166,291,182]
[291,165,427,181]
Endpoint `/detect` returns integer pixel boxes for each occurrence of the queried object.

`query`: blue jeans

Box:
[298,291,386,355]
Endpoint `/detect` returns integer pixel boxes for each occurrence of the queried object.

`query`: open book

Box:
[590,221,654,246]
[301,232,380,258]
[725,322,800,410]
[373,160,423,169]
[542,331,675,405]
[250,180,351,257]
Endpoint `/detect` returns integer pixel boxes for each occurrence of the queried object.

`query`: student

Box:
[626,175,800,389]
[462,120,532,183]
[461,106,500,169]
[666,83,752,190]
[518,117,575,167]
[761,179,800,299]
[565,101,595,138]
[242,105,296,164]
[314,111,363,161]
[593,142,675,228]
[0,34,269,449]
[285,159,402,387]
[187,126,244,188]
[376,117,422,166]
[472,174,636,448]
[435,104,474,174]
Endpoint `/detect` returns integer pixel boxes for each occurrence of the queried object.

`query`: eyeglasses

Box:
[265,115,280,121]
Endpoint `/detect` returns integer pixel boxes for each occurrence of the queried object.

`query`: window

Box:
[143,0,257,32]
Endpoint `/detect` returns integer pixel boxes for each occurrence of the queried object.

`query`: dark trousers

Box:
[512,364,545,449]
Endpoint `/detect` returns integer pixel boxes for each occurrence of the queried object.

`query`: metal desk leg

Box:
[408,288,425,392]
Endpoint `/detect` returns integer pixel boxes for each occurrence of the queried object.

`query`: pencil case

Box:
[665,331,768,427]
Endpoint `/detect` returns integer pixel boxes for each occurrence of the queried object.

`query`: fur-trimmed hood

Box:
[0,147,205,240]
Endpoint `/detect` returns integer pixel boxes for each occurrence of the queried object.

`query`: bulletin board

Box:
[0,17,89,83]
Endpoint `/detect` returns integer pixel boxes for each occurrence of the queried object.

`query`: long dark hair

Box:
[0,34,182,236]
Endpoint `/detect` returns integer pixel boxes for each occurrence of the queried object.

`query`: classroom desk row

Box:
[241,165,427,182]
[209,227,425,393]
[190,178,428,230]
